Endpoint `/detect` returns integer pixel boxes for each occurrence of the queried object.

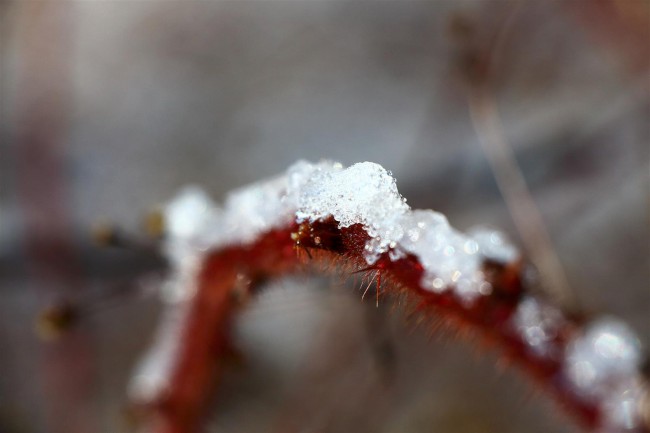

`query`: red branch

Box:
[136,218,648,433]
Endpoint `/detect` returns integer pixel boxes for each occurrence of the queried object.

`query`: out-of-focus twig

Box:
[13,3,96,433]
[461,3,578,309]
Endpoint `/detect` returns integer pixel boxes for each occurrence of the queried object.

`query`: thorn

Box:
[376,270,382,308]
[352,265,379,275]
[362,271,378,301]
[295,243,312,261]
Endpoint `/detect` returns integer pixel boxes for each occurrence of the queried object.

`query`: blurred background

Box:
[0,1,648,432]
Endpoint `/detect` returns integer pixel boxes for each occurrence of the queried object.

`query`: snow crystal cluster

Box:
[564,318,646,431]
[512,296,565,358]
[512,300,647,431]
[161,160,519,305]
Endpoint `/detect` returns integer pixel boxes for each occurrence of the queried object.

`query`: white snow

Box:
[565,318,642,396]
[161,160,520,304]
[564,317,645,430]
[512,296,564,358]
[129,301,190,401]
